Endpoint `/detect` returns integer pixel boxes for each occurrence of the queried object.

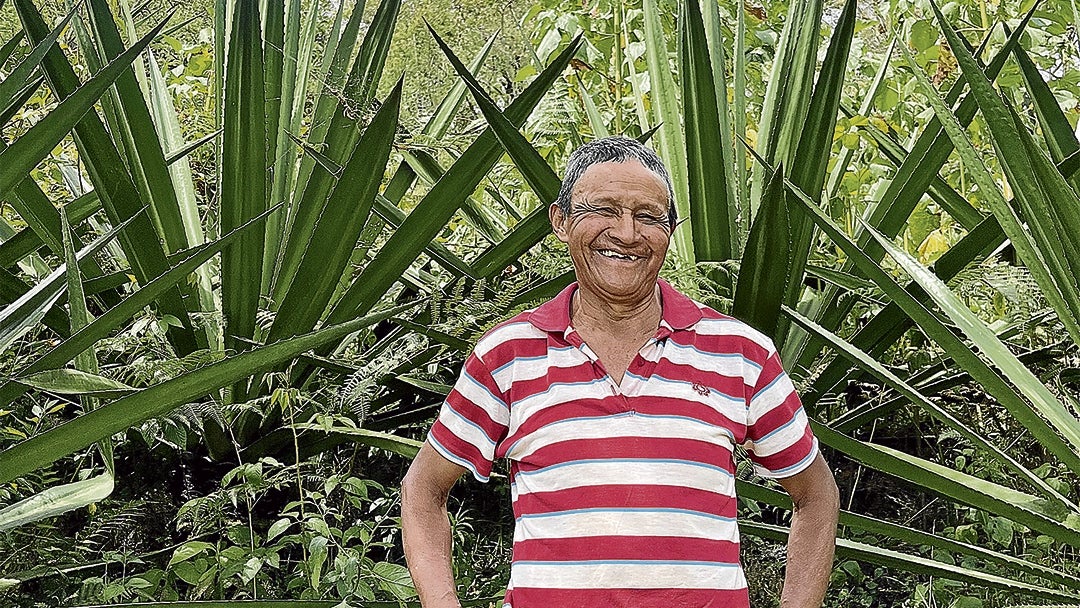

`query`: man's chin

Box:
[581,278,659,302]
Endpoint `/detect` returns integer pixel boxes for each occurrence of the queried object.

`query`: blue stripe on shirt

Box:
[625,372,743,406]
[460,368,509,413]
[516,506,736,523]
[662,340,762,371]
[761,441,818,477]
[514,559,740,567]
[503,412,634,455]
[428,434,489,482]
[751,368,789,399]
[490,346,576,376]
[442,402,498,446]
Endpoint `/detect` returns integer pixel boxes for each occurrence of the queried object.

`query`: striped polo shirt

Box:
[428,279,818,608]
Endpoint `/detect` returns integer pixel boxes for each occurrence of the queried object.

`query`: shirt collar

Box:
[526,278,702,334]
[657,278,703,330]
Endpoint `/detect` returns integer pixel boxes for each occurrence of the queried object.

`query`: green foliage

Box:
[517,0,1080,605]
[379,0,532,133]
[1,0,1080,605]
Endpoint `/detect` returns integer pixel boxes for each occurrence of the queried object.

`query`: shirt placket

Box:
[625,326,670,403]
[563,325,672,413]
[563,326,629,412]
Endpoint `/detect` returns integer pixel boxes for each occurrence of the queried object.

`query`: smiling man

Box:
[401,136,839,608]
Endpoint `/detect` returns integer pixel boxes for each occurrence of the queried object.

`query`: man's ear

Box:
[549,202,569,243]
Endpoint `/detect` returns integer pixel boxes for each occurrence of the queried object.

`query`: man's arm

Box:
[401,442,468,608]
[776,452,840,608]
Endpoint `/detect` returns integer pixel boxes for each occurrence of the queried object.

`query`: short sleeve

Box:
[427,351,510,482]
[742,349,818,479]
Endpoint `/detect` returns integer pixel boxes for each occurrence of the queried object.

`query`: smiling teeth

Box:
[599,249,640,261]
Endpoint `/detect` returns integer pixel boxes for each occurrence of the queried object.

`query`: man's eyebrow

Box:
[576,196,666,210]
[573,196,615,206]
[569,199,611,214]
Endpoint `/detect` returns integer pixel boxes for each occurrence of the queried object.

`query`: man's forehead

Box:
[574,159,657,177]
[571,161,668,195]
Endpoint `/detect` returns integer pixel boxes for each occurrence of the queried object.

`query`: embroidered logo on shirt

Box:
[692,382,710,396]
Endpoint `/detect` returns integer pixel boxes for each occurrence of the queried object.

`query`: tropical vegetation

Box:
[0,0,1078,606]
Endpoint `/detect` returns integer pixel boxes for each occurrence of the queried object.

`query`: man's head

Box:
[549,137,675,306]
[554,136,677,231]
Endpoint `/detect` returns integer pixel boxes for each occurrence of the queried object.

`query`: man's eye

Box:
[637,214,665,225]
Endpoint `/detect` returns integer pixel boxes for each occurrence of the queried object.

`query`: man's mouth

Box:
[597,249,643,261]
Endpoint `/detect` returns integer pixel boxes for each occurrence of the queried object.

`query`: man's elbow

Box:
[401,459,431,514]
[820,471,840,512]
[401,453,453,516]
[791,459,840,518]
[401,465,417,511]
[804,471,840,526]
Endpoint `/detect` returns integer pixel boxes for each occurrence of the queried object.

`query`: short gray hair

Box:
[555,136,677,230]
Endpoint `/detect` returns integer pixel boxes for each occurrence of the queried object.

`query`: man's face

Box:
[549,160,672,306]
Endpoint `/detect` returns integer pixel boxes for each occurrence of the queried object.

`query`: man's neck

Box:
[571,284,662,337]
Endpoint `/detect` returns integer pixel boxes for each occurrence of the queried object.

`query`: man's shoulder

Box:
[681,299,778,359]
[471,308,548,362]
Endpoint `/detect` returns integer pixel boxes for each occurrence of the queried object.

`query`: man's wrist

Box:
[417,589,461,608]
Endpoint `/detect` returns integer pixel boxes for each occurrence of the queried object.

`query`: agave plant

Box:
[0,0,576,599]
[707,1,1080,602]
[451,0,1080,602]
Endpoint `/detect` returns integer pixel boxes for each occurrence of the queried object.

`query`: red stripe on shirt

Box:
[506,586,749,608]
[512,483,736,517]
[653,357,751,396]
[512,535,741,563]
[748,390,803,440]
[428,422,492,477]
[750,427,817,473]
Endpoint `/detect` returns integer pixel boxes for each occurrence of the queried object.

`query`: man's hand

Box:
[776,452,840,608]
[401,442,468,608]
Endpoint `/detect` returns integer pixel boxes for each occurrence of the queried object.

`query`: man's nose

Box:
[608,211,639,242]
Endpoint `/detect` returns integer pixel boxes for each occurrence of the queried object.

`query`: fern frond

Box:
[76,500,154,553]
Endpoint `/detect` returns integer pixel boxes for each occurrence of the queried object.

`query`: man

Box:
[402,136,839,607]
